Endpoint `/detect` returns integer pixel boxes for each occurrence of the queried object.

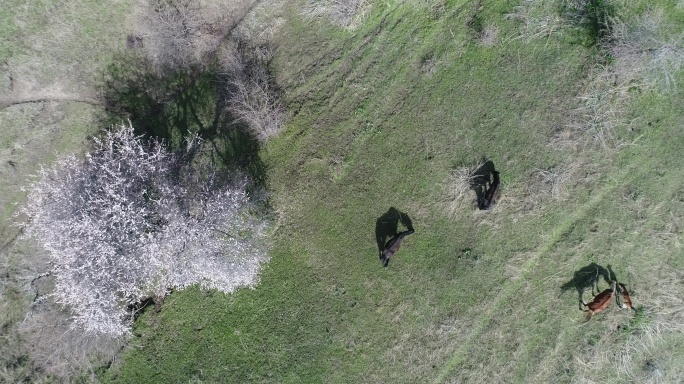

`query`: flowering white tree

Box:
[19,124,270,336]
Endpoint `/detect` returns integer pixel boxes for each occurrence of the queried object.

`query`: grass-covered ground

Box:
[0,1,134,381]
[104,1,684,383]
[2,0,684,383]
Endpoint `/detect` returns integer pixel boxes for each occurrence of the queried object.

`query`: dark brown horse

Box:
[381,229,414,267]
[478,170,500,210]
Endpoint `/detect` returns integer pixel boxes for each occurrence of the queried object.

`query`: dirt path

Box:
[0,94,101,111]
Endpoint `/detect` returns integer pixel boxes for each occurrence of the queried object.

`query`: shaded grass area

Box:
[107,0,684,383]
[100,53,268,189]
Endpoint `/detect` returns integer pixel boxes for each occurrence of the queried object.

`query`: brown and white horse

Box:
[617,283,636,312]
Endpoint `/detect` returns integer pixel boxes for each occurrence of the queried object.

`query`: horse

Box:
[478,170,500,210]
[582,280,616,320]
[381,229,414,267]
[617,283,636,312]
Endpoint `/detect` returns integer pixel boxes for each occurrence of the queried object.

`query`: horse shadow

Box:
[375,207,413,260]
[469,159,496,206]
[560,263,620,310]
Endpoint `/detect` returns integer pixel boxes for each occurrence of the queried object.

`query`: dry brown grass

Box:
[240,0,288,40]
[0,7,124,377]
[504,252,535,281]
[526,162,581,201]
[504,1,564,43]
[572,265,684,383]
[509,6,684,151]
[1,1,125,110]
[477,23,500,47]
[561,186,684,384]
[570,9,684,149]
[603,9,684,91]
[571,84,626,149]
[505,3,631,150]
[444,160,485,217]
[301,0,371,29]
[562,9,684,149]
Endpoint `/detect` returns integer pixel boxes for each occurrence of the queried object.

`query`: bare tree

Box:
[138,0,203,72]
[18,123,270,336]
[228,76,284,141]
[133,0,287,141]
[221,28,285,142]
[136,0,261,73]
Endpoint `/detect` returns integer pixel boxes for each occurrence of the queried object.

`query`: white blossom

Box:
[20,124,270,336]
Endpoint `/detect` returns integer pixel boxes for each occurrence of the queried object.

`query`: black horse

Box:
[478,170,500,210]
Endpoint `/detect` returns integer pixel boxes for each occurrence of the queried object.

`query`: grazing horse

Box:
[582,280,616,320]
[617,283,636,312]
[381,229,414,267]
[478,170,500,210]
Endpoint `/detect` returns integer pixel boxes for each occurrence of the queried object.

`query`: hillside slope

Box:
[102,0,684,382]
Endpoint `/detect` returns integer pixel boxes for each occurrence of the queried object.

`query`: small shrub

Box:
[222,32,285,142]
[477,23,500,47]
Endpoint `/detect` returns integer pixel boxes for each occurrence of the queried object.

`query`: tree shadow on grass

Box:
[374,207,413,259]
[561,262,622,310]
[99,52,267,190]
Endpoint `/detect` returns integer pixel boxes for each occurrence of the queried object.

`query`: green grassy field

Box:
[2,0,684,383]
[103,1,684,383]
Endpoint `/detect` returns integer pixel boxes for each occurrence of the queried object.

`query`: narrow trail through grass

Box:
[434,165,633,383]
